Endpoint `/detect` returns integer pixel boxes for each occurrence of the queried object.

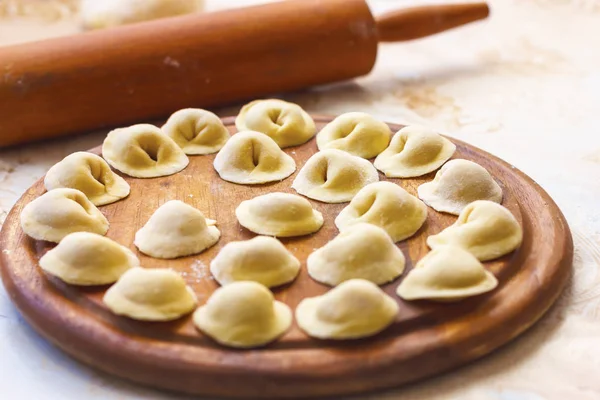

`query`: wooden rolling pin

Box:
[0,0,489,148]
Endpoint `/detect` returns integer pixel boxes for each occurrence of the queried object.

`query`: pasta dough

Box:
[44,152,130,206]
[103,268,197,321]
[235,99,316,148]
[39,232,139,286]
[374,125,456,178]
[210,236,300,288]
[292,149,379,203]
[417,159,503,215]
[20,188,109,243]
[213,131,296,184]
[102,124,189,178]
[427,200,523,261]
[316,112,391,159]
[193,281,292,348]
[235,192,323,237]
[134,200,220,259]
[162,108,230,155]
[296,279,398,340]
[335,181,427,242]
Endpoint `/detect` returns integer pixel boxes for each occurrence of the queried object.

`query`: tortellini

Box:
[162,108,230,155]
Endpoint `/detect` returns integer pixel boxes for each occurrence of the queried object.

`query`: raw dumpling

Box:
[134,200,220,259]
[39,232,139,285]
[316,112,391,159]
[292,149,379,203]
[162,108,230,155]
[235,192,323,237]
[396,246,498,302]
[427,200,523,261]
[193,281,292,348]
[335,181,427,242]
[308,223,405,286]
[102,124,189,178]
[103,268,197,321]
[417,159,502,215]
[210,236,300,288]
[296,279,398,340]
[213,131,296,184]
[44,152,130,206]
[20,188,109,243]
[374,125,456,178]
[235,99,316,148]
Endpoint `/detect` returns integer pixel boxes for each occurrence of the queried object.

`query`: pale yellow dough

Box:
[396,246,498,302]
[193,281,292,348]
[103,268,197,321]
[210,236,300,288]
[296,279,398,340]
[292,149,379,203]
[335,181,427,242]
[316,112,391,159]
[162,108,230,155]
[134,200,220,259]
[235,192,323,237]
[102,124,189,178]
[39,232,139,286]
[374,125,456,178]
[213,131,296,184]
[235,99,316,148]
[417,159,503,215]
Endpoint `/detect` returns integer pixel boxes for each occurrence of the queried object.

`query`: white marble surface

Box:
[1,0,600,399]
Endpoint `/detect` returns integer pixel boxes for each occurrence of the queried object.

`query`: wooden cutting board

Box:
[0,116,573,398]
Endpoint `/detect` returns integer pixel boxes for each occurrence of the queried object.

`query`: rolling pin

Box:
[0,0,489,148]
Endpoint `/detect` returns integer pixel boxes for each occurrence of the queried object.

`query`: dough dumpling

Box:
[235,192,323,237]
[316,112,391,159]
[292,149,379,203]
[374,125,456,178]
[396,246,498,302]
[335,181,427,242]
[296,279,398,340]
[102,124,189,178]
[20,188,109,243]
[103,268,197,321]
[308,223,405,286]
[427,200,523,261]
[162,108,230,155]
[236,99,316,148]
[213,131,296,184]
[417,159,502,215]
[39,232,139,285]
[134,200,220,259]
[44,152,130,206]
[210,236,300,288]
[193,281,292,348]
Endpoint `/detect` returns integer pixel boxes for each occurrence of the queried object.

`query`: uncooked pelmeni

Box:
[427,200,523,261]
[374,125,456,178]
[213,131,296,184]
[235,192,323,237]
[296,279,398,340]
[39,232,139,286]
[316,112,391,159]
[396,246,498,302]
[193,281,292,348]
[20,188,109,243]
[134,200,220,259]
[235,99,316,148]
[103,268,197,321]
[417,159,502,215]
[335,181,427,242]
[162,108,230,155]
[102,124,189,178]
[292,149,379,203]
[210,236,300,288]
[44,152,130,206]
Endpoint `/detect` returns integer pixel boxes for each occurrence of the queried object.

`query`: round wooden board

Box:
[0,116,573,398]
